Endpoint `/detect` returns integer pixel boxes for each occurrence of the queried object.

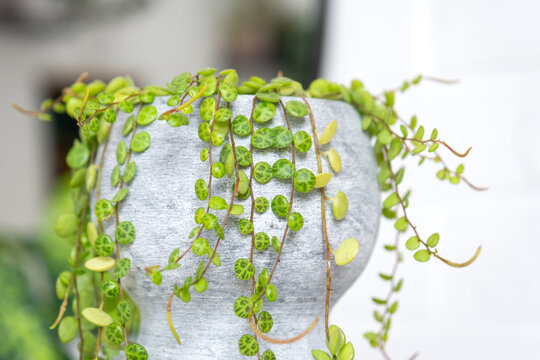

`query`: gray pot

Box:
[96,95,379,359]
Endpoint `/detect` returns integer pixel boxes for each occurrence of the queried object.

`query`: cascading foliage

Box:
[15,68,483,360]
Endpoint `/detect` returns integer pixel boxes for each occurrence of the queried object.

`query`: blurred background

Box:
[0,0,538,359]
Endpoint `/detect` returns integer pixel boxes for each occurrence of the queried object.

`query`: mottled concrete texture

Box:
[96,95,380,359]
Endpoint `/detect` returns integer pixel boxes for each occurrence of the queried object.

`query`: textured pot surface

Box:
[96,95,380,359]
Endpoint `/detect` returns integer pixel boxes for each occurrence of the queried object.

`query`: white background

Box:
[1,0,539,358]
[323,1,540,359]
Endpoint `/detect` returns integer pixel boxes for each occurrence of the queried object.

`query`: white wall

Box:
[322,1,540,358]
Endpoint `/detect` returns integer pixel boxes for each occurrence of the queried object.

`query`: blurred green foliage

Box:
[0,177,72,360]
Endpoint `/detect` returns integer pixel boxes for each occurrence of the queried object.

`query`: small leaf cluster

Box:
[312,325,355,360]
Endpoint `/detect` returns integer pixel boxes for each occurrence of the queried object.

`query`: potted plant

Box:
[15,68,482,360]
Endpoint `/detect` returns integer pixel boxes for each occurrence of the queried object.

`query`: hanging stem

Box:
[249,316,319,344]
[298,93,332,338]
[167,292,181,345]
[250,99,298,307]
[245,97,262,360]
[382,146,481,267]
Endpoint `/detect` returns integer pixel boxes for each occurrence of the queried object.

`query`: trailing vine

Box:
[15,68,483,360]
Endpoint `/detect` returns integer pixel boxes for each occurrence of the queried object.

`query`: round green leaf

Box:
[337,342,355,360]
[200,75,218,96]
[287,212,304,231]
[254,161,273,184]
[209,196,228,210]
[95,199,114,221]
[271,236,281,254]
[97,92,114,104]
[123,161,136,183]
[104,108,116,123]
[198,122,211,142]
[112,187,129,203]
[232,115,252,136]
[136,105,158,126]
[234,258,255,280]
[198,67,217,76]
[406,236,420,250]
[139,92,155,104]
[266,284,277,302]
[195,208,205,224]
[116,300,131,324]
[414,249,431,262]
[231,204,244,215]
[286,100,309,117]
[254,197,269,213]
[113,258,131,279]
[262,350,276,360]
[258,311,273,333]
[126,343,148,360]
[116,141,127,165]
[200,148,209,162]
[122,115,134,136]
[238,334,259,356]
[102,280,119,298]
[70,168,86,188]
[253,102,276,123]
[272,159,295,180]
[215,107,233,122]
[273,126,293,148]
[195,179,209,200]
[111,165,120,187]
[236,146,252,167]
[271,195,289,218]
[203,213,218,230]
[327,325,346,355]
[427,233,440,248]
[151,270,162,285]
[192,237,210,256]
[119,100,134,114]
[294,168,316,193]
[130,131,151,153]
[255,232,270,251]
[167,95,180,106]
[115,221,136,244]
[252,127,275,149]
[167,113,189,127]
[58,316,78,343]
[293,131,313,153]
[66,141,89,169]
[95,234,114,256]
[234,296,251,318]
[219,82,238,102]
[55,213,78,237]
[238,219,254,235]
[105,323,124,345]
[200,97,216,121]
[256,91,280,103]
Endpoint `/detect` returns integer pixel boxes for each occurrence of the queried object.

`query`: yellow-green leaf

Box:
[85,256,116,272]
[334,238,359,266]
[314,172,333,188]
[81,307,113,327]
[319,120,337,145]
[327,148,342,173]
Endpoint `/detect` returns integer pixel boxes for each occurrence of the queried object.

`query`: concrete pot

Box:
[96,95,379,359]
